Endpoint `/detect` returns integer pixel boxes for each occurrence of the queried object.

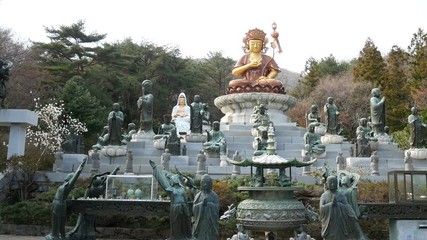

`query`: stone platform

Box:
[214,92,296,124]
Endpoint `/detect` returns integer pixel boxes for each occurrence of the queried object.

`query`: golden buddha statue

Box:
[227,28,285,94]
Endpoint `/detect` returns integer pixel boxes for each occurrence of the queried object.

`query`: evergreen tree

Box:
[407,28,427,89]
[299,57,321,96]
[353,38,387,88]
[383,45,411,132]
[32,20,106,86]
[198,51,235,121]
[292,55,350,98]
[318,54,351,77]
[56,76,106,146]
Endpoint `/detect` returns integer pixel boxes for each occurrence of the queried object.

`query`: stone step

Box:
[220,123,299,131]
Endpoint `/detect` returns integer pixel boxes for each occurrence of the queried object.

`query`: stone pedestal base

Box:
[321,134,344,144]
[214,93,296,125]
[219,155,228,167]
[101,145,127,157]
[314,125,326,135]
[346,157,370,168]
[377,134,391,144]
[301,149,326,159]
[131,131,154,142]
[153,138,166,150]
[407,148,427,160]
[185,133,206,142]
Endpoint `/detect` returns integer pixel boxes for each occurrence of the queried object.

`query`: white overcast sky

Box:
[0,0,426,73]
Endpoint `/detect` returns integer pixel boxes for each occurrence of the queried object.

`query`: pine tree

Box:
[32,20,106,85]
[383,45,411,132]
[353,38,387,88]
[407,28,427,89]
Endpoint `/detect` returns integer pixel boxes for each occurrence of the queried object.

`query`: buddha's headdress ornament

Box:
[243,28,268,52]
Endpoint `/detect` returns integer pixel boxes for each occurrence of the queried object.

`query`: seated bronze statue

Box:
[227,28,285,94]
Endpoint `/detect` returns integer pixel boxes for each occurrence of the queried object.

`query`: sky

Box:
[0,0,426,73]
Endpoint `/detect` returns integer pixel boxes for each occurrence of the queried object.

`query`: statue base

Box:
[131,131,154,142]
[376,134,391,144]
[301,149,326,159]
[346,157,370,168]
[314,124,326,135]
[407,148,427,160]
[321,134,344,144]
[101,145,127,157]
[220,155,228,167]
[214,93,296,125]
[185,133,207,142]
[153,138,166,150]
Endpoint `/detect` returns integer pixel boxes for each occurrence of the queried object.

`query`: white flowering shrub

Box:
[26,98,88,156]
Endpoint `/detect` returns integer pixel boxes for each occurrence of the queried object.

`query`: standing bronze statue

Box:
[45,158,87,240]
[190,95,204,134]
[0,58,13,108]
[107,103,124,145]
[137,79,154,135]
[324,97,341,135]
[149,160,193,240]
[192,174,220,240]
[370,88,386,137]
[408,106,426,148]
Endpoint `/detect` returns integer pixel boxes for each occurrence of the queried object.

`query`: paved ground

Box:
[0,235,134,240]
[0,236,41,240]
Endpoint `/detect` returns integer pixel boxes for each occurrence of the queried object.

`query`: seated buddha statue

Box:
[227,28,285,94]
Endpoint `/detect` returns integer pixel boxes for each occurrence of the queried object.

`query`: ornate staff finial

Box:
[271,22,283,54]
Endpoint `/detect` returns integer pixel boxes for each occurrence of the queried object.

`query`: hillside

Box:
[277,68,300,91]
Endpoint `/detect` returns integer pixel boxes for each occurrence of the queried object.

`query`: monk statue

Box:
[227,28,285,94]
[0,58,13,108]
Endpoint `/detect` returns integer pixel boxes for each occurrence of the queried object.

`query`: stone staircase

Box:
[42,122,417,185]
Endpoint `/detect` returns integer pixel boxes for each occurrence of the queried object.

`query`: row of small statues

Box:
[307,88,387,138]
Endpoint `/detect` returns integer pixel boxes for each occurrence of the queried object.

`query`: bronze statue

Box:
[149,160,193,240]
[324,97,341,135]
[122,123,137,144]
[137,79,154,135]
[0,58,13,108]
[370,88,386,137]
[67,166,120,240]
[192,174,220,240]
[356,118,372,157]
[203,121,227,155]
[307,104,321,126]
[107,103,124,145]
[190,95,204,134]
[304,123,326,155]
[45,158,87,240]
[408,106,426,148]
[227,28,284,94]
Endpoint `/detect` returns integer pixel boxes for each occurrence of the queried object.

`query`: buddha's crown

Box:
[244,28,267,42]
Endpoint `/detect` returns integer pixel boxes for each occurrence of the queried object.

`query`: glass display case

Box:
[105,174,156,200]
[388,170,427,203]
